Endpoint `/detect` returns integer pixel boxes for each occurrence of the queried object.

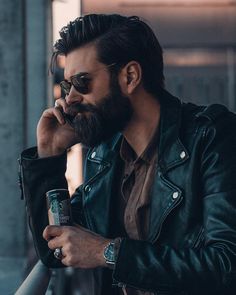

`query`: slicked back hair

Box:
[52,14,165,96]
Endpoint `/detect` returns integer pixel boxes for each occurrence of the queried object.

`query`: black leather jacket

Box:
[19,90,236,295]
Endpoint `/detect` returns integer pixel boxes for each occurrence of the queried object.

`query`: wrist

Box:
[98,239,112,268]
[103,238,122,269]
[37,145,66,158]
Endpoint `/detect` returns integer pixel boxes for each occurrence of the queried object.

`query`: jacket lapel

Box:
[82,134,122,237]
[148,91,189,242]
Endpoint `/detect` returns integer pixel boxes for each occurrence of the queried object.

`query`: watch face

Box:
[104,242,115,264]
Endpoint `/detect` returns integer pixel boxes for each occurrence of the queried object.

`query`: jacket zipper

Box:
[152,196,182,243]
[151,173,183,243]
[82,163,111,231]
[192,227,205,249]
[122,285,127,295]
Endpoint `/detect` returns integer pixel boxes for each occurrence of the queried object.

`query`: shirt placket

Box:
[123,162,146,240]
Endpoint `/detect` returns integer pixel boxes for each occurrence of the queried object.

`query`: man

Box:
[19,14,236,295]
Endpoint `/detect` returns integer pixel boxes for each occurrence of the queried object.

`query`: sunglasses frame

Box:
[60,62,116,96]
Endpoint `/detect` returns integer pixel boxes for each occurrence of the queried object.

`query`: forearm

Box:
[113,238,236,294]
[19,147,68,194]
[19,146,68,266]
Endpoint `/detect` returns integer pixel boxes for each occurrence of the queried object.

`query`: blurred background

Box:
[0,0,235,294]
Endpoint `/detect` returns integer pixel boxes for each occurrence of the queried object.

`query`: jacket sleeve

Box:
[113,114,236,294]
[19,147,68,267]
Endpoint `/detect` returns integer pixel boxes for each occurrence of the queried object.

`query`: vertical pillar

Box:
[0,0,26,293]
[25,0,53,146]
[0,0,52,293]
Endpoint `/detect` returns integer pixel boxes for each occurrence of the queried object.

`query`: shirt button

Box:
[172,192,179,199]
[180,151,186,159]
[84,185,91,193]
[91,151,96,158]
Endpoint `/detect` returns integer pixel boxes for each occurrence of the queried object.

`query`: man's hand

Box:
[43,225,111,268]
[37,98,80,158]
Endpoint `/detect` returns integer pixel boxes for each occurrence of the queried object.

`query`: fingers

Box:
[42,107,65,125]
[54,98,68,112]
[42,98,69,125]
[48,237,62,250]
[43,225,63,241]
[54,98,76,127]
[53,106,66,125]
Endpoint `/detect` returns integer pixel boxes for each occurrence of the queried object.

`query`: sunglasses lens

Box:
[60,81,71,96]
[71,76,90,94]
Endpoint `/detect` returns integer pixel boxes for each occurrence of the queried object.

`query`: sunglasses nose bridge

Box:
[65,86,84,105]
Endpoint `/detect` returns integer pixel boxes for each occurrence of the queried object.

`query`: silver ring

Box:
[54,248,63,260]
[54,100,59,107]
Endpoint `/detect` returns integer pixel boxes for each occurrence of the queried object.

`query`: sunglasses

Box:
[60,63,116,96]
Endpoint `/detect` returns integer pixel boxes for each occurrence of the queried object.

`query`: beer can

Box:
[46,189,73,226]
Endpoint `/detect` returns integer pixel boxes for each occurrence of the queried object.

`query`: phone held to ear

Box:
[62,111,75,128]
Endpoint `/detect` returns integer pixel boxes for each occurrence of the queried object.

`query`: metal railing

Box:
[15,261,51,295]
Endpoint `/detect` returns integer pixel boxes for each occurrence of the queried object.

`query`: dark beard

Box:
[67,76,133,148]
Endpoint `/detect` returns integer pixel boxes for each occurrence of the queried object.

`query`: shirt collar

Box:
[120,123,159,165]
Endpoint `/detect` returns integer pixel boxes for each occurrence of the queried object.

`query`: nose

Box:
[65,86,83,106]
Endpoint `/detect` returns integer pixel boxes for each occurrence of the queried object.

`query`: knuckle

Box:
[61,258,69,266]
[42,109,50,116]
[43,226,49,238]
[47,240,54,249]
[67,235,73,243]
[58,98,65,104]
[66,256,73,265]
[67,244,73,253]
[64,230,73,243]
[45,225,50,231]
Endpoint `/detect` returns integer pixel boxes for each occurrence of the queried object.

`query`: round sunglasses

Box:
[60,63,116,96]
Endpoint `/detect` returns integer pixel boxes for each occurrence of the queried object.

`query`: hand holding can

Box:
[46,189,73,260]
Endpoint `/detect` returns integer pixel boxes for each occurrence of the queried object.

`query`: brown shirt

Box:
[117,128,159,295]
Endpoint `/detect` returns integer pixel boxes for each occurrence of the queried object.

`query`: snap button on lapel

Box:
[180,151,186,159]
[172,192,179,199]
[91,151,96,158]
[84,185,91,193]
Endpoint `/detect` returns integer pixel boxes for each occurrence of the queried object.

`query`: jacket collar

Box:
[88,90,189,171]
[157,90,189,172]
[87,133,122,165]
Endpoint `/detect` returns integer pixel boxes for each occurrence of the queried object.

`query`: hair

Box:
[52,14,165,96]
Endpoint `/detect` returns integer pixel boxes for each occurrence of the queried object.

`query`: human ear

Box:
[118,61,142,95]
[125,61,142,94]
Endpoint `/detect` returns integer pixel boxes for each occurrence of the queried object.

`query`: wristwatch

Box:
[103,241,116,266]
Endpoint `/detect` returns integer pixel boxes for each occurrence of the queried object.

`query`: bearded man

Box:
[19,14,236,295]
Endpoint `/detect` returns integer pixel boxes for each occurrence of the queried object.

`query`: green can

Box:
[46,189,73,226]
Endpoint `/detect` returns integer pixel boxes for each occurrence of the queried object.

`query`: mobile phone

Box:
[62,111,75,128]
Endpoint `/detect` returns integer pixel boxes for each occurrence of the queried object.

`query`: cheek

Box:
[117,74,129,95]
[89,76,111,100]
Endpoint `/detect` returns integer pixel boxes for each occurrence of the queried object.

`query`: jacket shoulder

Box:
[181,102,236,129]
[179,102,236,151]
[182,102,231,122]
[195,103,231,122]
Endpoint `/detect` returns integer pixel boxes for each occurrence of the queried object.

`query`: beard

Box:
[66,75,133,148]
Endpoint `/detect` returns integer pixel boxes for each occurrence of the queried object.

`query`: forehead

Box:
[64,44,101,79]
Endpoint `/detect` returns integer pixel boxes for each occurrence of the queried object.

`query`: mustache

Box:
[62,103,97,127]
[65,103,97,116]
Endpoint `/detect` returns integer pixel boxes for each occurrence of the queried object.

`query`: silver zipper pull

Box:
[122,285,128,295]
